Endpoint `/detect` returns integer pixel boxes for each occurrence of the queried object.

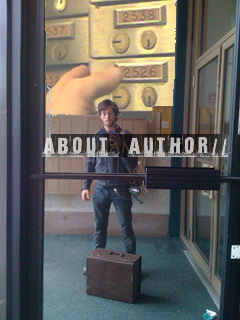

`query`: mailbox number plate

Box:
[116,63,168,83]
[114,6,166,28]
[45,22,74,39]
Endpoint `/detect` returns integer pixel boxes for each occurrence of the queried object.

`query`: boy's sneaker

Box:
[83,267,87,276]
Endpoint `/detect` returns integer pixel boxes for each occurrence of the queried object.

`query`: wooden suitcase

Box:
[86,248,142,303]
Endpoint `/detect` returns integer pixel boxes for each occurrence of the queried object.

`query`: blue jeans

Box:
[93,184,136,254]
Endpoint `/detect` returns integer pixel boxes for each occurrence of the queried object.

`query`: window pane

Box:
[201,0,236,54]
[194,56,219,262]
[197,57,218,135]
[194,189,212,262]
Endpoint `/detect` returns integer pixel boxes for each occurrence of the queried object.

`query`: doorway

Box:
[182,0,236,297]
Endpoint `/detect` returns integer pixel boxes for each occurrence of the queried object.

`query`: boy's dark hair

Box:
[97,99,120,120]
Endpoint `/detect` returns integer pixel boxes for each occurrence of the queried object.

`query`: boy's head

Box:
[97,99,120,122]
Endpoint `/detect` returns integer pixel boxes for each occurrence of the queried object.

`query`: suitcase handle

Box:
[107,251,124,257]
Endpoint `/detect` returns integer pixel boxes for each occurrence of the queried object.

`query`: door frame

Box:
[7,0,240,319]
[179,0,240,319]
[184,33,235,295]
[188,45,221,282]
[211,34,235,295]
[8,0,45,319]
[219,1,240,318]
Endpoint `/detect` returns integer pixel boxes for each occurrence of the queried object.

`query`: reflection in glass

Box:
[201,0,236,54]
[197,57,218,135]
[194,57,219,262]
[184,192,190,240]
[194,188,212,262]
[217,183,227,278]
[43,100,171,318]
[216,45,234,279]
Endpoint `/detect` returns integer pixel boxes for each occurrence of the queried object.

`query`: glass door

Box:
[188,34,235,295]
[191,47,220,280]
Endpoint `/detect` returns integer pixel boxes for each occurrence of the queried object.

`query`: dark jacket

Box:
[82,125,138,190]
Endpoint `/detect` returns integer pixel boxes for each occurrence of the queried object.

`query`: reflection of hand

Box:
[81,189,90,201]
[46,65,122,115]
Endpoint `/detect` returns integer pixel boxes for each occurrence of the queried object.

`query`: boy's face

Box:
[99,106,116,128]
